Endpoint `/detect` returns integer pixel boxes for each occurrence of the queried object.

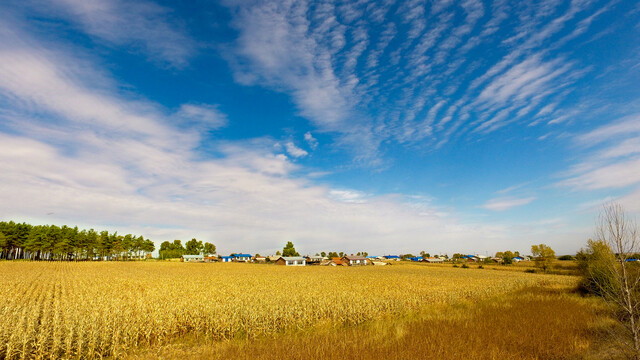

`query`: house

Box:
[267,256,280,262]
[461,255,478,262]
[255,256,267,263]
[512,256,525,262]
[204,256,217,262]
[305,256,323,265]
[181,254,204,262]
[423,257,444,263]
[331,257,345,266]
[232,254,252,262]
[384,255,400,261]
[409,256,423,262]
[342,255,368,266]
[276,256,306,266]
[219,256,233,262]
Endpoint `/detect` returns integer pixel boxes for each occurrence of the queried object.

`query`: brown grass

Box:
[130,287,611,360]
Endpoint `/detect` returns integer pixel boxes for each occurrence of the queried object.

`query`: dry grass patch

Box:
[133,287,609,360]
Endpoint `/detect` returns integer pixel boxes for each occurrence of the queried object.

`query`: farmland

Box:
[0,261,596,359]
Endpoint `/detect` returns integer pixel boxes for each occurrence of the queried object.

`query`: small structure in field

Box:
[342,255,368,266]
[275,256,306,266]
[255,256,266,263]
[305,256,323,265]
[232,254,252,262]
[181,254,204,262]
[423,257,443,263]
[372,261,387,266]
[204,256,217,262]
[219,256,233,262]
[512,256,524,262]
[267,256,280,262]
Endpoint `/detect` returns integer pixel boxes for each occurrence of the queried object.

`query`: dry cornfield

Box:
[0,261,577,359]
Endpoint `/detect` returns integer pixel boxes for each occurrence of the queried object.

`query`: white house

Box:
[232,254,252,262]
[276,256,306,266]
[181,254,204,262]
[342,255,368,265]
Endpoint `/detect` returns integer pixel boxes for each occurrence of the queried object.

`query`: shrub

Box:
[461,263,469,269]
[525,269,535,273]
[558,255,574,261]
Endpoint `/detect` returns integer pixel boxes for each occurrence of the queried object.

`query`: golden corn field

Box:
[0,262,577,359]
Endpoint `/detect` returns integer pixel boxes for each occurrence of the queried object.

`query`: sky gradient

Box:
[1,0,639,256]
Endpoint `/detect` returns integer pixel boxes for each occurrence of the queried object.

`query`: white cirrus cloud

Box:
[6,0,195,67]
[482,197,536,211]
[175,104,228,130]
[0,20,557,256]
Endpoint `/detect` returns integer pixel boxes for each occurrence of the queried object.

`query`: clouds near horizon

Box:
[0,0,638,256]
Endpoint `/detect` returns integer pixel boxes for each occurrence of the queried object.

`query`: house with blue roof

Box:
[219,256,233,262]
[409,256,423,262]
[384,255,400,261]
[232,254,252,262]
[512,256,525,262]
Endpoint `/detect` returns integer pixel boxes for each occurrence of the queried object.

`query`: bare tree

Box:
[589,202,640,359]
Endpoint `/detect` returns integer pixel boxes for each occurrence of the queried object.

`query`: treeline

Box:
[0,221,154,261]
[159,239,216,259]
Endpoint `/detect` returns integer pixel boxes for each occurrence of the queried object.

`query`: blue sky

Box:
[1,0,639,256]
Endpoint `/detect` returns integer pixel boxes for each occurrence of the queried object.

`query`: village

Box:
[179,253,533,266]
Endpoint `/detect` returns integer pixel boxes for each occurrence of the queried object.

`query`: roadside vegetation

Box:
[576,203,640,359]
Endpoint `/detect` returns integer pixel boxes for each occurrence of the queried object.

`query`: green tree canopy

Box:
[203,242,216,255]
[185,238,204,255]
[282,241,299,257]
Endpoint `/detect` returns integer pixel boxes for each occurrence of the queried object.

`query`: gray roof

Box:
[280,257,306,261]
[182,255,204,258]
[343,256,367,260]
